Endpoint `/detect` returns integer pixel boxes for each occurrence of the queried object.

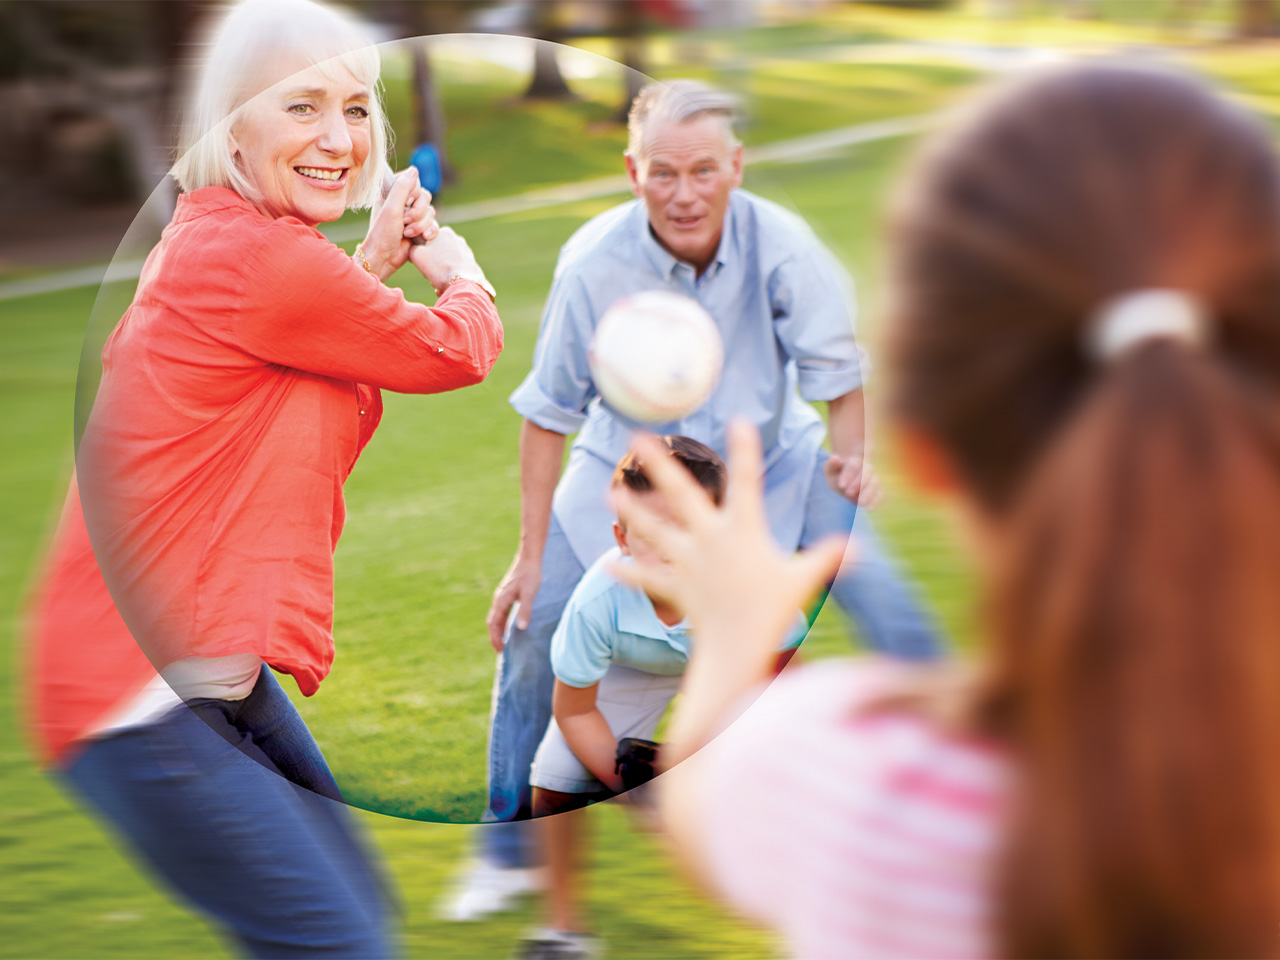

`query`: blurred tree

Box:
[1063,0,1099,19]
[409,42,453,188]
[389,0,459,189]
[613,0,647,122]
[523,3,575,100]
[0,1,212,224]
[857,0,958,9]
[1236,0,1277,37]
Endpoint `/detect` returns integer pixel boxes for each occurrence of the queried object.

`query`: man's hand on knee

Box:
[487,554,543,652]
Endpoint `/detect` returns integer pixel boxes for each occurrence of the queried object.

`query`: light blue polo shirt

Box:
[551,549,690,689]
[551,548,808,689]
[509,189,868,571]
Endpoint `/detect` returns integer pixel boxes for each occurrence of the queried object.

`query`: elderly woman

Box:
[27,0,500,955]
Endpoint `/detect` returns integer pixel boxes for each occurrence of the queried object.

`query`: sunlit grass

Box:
[3,11,1272,952]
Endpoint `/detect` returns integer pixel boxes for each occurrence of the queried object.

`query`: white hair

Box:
[169,0,388,210]
[626,79,741,161]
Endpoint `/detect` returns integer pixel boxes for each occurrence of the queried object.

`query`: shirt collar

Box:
[173,186,325,238]
[613,557,690,641]
[174,186,257,223]
[635,195,735,283]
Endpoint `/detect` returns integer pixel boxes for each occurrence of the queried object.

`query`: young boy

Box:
[517,437,727,960]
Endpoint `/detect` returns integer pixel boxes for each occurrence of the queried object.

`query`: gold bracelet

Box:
[354,243,377,277]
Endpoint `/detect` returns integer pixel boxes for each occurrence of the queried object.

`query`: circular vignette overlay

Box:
[75,33,848,823]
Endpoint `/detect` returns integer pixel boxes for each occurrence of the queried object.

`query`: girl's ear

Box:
[613,521,631,556]
[897,425,961,497]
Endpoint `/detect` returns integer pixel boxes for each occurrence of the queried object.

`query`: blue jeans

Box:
[480,518,584,868]
[799,452,941,661]
[63,667,397,958]
[479,452,943,868]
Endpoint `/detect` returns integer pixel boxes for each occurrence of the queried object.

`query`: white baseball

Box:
[588,290,724,424]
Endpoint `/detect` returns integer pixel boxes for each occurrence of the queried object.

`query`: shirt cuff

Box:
[552,668,606,689]
[796,363,867,403]
[509,376,589,435]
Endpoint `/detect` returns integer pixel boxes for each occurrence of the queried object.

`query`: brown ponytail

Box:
[887,64,1280,956]
[990,343,1280,957]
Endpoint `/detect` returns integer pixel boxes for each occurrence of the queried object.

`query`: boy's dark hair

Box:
[612,436,726,506]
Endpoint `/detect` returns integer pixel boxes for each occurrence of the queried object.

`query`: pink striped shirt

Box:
[692,658,1009,959]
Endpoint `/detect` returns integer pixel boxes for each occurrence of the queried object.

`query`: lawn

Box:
[296,132,981,826]
[2,5,1263,955]
[0,34,982,956]
[58,35,983,830]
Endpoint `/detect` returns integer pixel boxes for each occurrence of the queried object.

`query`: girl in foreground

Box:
[618,63,1280,958]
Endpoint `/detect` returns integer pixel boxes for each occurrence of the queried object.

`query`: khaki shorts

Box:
[529,663,682,794]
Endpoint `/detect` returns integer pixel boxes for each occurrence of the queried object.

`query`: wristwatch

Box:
[439,274,496,302]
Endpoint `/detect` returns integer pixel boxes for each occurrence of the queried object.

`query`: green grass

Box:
[0,140,963,959]
[1193,43,1280,127]
[583,0,1229,56]
[0,39,984,955]
[291,137,985,825]
[8,11,1266,952]
[799,0,1238,46]
[316,35,981,244]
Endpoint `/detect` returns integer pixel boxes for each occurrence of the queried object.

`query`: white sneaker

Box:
[437,858,543,922]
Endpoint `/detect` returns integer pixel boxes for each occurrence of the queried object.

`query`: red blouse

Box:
[30,186,503,763]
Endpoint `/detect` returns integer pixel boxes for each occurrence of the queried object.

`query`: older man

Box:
[444,80,941,921]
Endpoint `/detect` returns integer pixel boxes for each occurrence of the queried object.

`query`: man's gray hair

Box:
[170,0,388,210]
[626,79,741,160]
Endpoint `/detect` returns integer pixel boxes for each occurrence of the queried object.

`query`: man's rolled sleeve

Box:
[508,375,590,435]
[794,345,871,403]
[508,271,597,434]
[770,243,869,402]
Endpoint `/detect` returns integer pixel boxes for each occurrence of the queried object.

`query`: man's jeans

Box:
[478,451,943,869]
[63,667,396,958]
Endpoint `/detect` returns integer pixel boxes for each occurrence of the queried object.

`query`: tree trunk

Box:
[9,1,194,227]
[395,1,455,186]
[524,41,574,100]
[1237,0,1276,37]
[410,40,455,186]
[613,0,647,123]
[522,2,574,101]
[101,71,175,229]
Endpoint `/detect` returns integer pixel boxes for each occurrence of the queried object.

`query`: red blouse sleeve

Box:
[213,215,503,393]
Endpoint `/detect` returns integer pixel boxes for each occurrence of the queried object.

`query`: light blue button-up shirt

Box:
[510,189,867,568]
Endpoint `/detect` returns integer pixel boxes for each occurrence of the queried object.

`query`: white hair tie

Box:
[1087,289,1209,362]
